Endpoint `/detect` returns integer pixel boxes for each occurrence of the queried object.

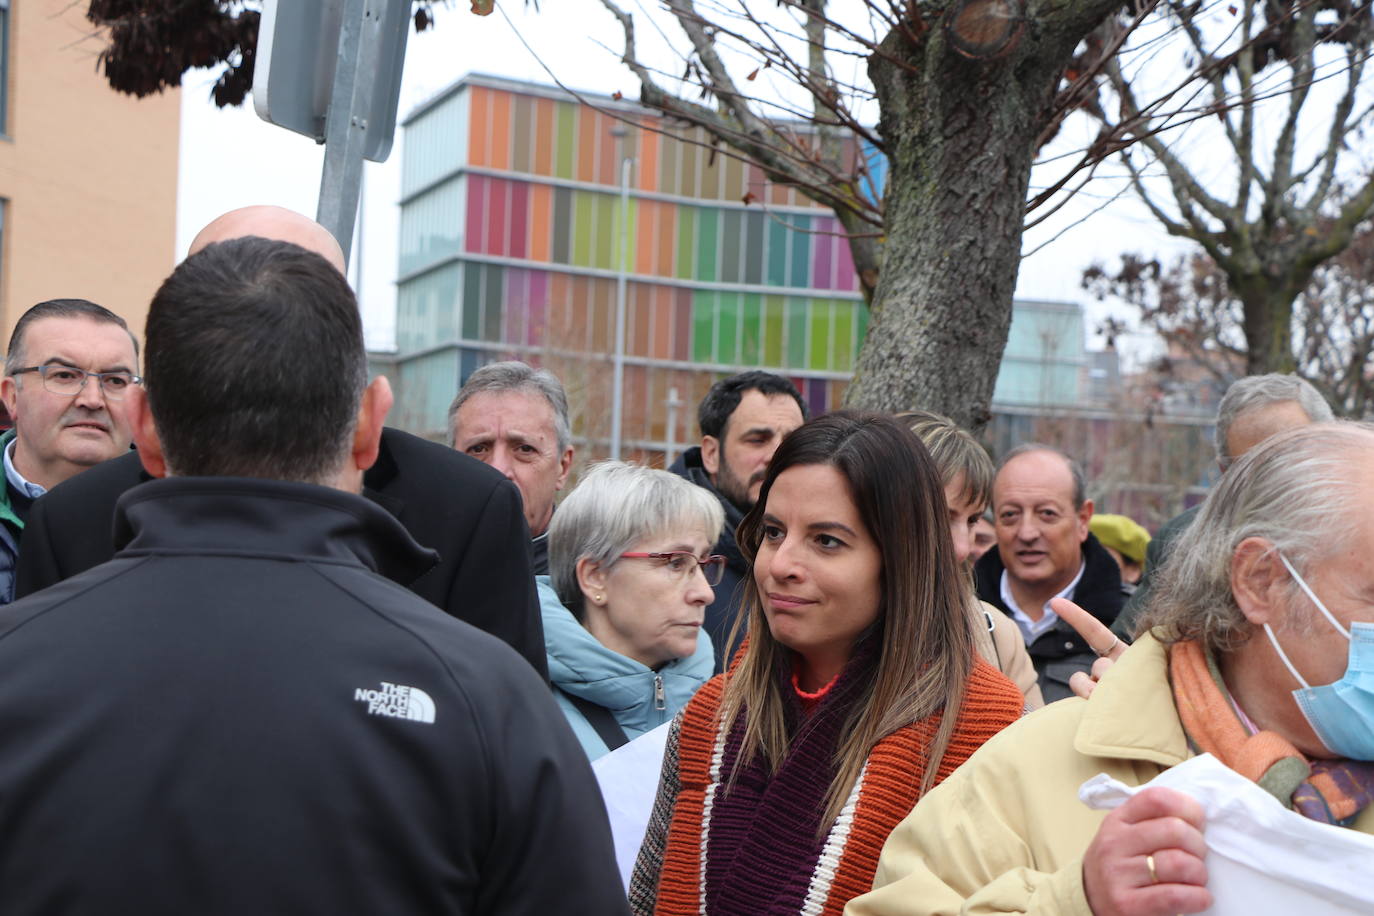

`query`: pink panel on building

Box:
[505,268,528,344]
[835,230,856,292]
[509,181,530,259]
[673,288,693,362]
[466,175,487,253]
[812,217,835,289]
[489,178,509,256]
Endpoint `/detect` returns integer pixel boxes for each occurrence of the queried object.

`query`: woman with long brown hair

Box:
[629,411,1023,915]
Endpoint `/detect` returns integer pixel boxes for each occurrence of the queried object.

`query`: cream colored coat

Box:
[973,600,1044,711]
[845,633,1374,915]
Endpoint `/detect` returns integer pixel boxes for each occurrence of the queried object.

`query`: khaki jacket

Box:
[845,633,1374,915]
[973,601,1044,711]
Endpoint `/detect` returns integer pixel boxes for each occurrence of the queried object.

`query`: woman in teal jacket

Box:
[543,461,723,760]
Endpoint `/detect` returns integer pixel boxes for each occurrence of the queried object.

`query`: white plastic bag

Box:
[1080,754,1374,915]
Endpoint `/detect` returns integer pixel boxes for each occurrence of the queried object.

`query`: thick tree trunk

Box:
[1234,263,1308,376]
[843,5,1123,432]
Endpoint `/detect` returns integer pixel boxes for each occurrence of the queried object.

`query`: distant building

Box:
[0,4,180,344]
[381,74,1114,460]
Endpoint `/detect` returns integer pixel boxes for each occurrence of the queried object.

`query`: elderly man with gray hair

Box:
[449,361,575,575]
[850,421,1374,916]
[1113,372,1334,639]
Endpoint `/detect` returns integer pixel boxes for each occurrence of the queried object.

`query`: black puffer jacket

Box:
[974,532,1126,703]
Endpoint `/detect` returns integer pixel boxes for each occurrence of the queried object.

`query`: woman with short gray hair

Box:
[541,461,724,760]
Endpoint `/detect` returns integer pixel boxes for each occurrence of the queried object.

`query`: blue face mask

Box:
[1260,554,1374,761]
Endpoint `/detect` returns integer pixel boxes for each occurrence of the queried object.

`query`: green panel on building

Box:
[786,297,807,368]
[483,264,504,341]
[554,102,576,179]
[676,208,695,281]
[744,212,765,285]
[572,192,594,266]
[767,219,788,287]
[692,290,715,363]
[788,215,811,289]
[833,301,854,372]
[809,299,832,370]
[740,293,762,366]
[717,291,740,365]
[763,295,784,367]
[462,264,482,340]
[696,207,718,282]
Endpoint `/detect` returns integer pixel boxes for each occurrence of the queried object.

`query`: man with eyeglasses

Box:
[0,299,139,603]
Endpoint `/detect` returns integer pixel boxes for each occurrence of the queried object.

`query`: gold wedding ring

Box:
[1146,853,1159,884]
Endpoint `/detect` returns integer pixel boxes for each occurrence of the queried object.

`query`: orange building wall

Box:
[0,3,180,353]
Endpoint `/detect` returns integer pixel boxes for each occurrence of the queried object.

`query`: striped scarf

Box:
[1170,639,1374,825]
[652,655,1023,915]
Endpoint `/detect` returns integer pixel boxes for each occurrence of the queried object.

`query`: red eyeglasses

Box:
[618,551,727,586]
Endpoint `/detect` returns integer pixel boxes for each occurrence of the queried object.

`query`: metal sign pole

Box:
[316,0,382,265]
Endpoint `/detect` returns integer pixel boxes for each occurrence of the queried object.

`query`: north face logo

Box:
[354,682,436,724]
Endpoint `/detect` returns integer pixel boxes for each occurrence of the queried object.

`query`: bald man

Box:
[14,207,548,679]
[189,205,348,269]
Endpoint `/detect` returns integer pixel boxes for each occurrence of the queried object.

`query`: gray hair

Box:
[996,443,1087,509]
[1214,374,1333,470]
[1142,421,1374,651]
[447,360,571,453]
[549,461,726,622]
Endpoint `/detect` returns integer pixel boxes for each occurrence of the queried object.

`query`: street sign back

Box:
[253,0,410,163]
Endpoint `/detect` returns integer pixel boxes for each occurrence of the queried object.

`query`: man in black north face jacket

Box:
[0,237,627,915]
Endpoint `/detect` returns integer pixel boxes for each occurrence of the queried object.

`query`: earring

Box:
[595,593,604,604]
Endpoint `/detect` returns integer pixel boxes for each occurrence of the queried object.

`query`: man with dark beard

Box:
[669,371,806,671]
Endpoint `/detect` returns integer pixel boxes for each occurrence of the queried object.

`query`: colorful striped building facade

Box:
[383,74,1114,468]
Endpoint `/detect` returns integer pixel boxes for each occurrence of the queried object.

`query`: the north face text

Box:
[354,681,436,724]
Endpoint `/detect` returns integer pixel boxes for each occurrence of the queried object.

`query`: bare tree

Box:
[597,0,1159,428]
[1085,233,1374,415]
[1087,0,1374,376]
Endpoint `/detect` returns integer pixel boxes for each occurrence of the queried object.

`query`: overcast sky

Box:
[175,1,1188,360]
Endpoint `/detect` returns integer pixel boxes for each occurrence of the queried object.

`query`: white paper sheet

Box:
[1080,754,1374,915]
[592,721,672,891]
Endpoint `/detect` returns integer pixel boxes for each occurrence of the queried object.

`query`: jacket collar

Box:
[669,446,748,571]
[112,476,439,588]
[537,577,714,706]
[1074,631,1190,767]
[975,531,1125,626]
[360,428,404,517]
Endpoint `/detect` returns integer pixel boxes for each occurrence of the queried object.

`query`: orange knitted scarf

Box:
[1170,639,1374,823]
[652,659,1022,915]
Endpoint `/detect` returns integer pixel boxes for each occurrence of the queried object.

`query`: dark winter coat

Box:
[974,532,1126,703]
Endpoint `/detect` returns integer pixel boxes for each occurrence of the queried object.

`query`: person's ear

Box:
[1077,498,1094,542]
[555,446,573,492]
[576,556,610,608]
[0,374,17,425]
[127,387,167,478]
[701,435,721,476]
[1231,537,1287,627]
[351,376,393,472]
